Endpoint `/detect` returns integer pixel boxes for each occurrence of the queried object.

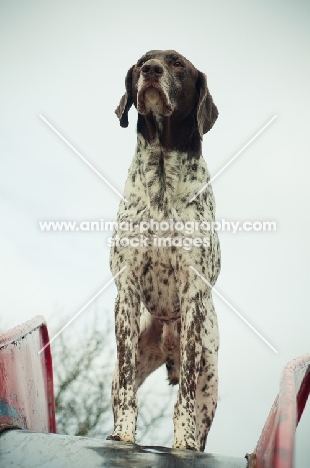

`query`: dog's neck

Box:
[137,111,201,158]
[136,135,178,218]
[135,116,201,219]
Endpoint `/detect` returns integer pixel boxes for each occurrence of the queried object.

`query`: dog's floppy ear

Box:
[115,65,134,128]
[196,71,218,139]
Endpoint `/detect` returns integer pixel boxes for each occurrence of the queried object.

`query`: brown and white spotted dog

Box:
[107,50,221,452]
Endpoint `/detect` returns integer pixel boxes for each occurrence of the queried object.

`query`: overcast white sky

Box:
[1,0,310,465]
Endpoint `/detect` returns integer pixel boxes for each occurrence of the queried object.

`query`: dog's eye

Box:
[174,61,183,68]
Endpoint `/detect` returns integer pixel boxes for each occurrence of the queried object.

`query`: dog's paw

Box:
[166,359,180,385]
[172,441,199,451]
[172,443,199,452]
[106,432,135,443]
[106,434,121,441]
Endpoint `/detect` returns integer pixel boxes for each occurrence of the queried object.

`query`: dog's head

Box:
[115,50,218,141]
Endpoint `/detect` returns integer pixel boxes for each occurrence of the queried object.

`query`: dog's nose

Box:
[141,61,164,77]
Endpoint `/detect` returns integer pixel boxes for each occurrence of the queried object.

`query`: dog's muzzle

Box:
[137,60,174,116]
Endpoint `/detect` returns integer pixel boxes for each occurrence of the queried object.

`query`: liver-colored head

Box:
[115,50,218,152]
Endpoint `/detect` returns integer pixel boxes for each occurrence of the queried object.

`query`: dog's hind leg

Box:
[135,309,167,389]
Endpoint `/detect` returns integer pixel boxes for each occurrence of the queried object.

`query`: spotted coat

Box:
[107,50,221,452]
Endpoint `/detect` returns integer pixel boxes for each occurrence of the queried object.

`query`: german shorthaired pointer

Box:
[107,50,220,452]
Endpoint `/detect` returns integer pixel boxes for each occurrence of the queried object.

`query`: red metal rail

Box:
[248,353,310,468]
[0,316,56,433]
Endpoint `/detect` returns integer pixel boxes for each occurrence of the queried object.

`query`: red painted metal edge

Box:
[40,321,57,433]
[253,353,310,468]
[0,316,56,433]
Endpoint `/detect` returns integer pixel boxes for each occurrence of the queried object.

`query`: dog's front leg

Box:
[107,283,140,443]
[172,271,207,451]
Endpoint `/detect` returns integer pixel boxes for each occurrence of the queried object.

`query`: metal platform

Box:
[1,316,310,467]
[0,429,247,468]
